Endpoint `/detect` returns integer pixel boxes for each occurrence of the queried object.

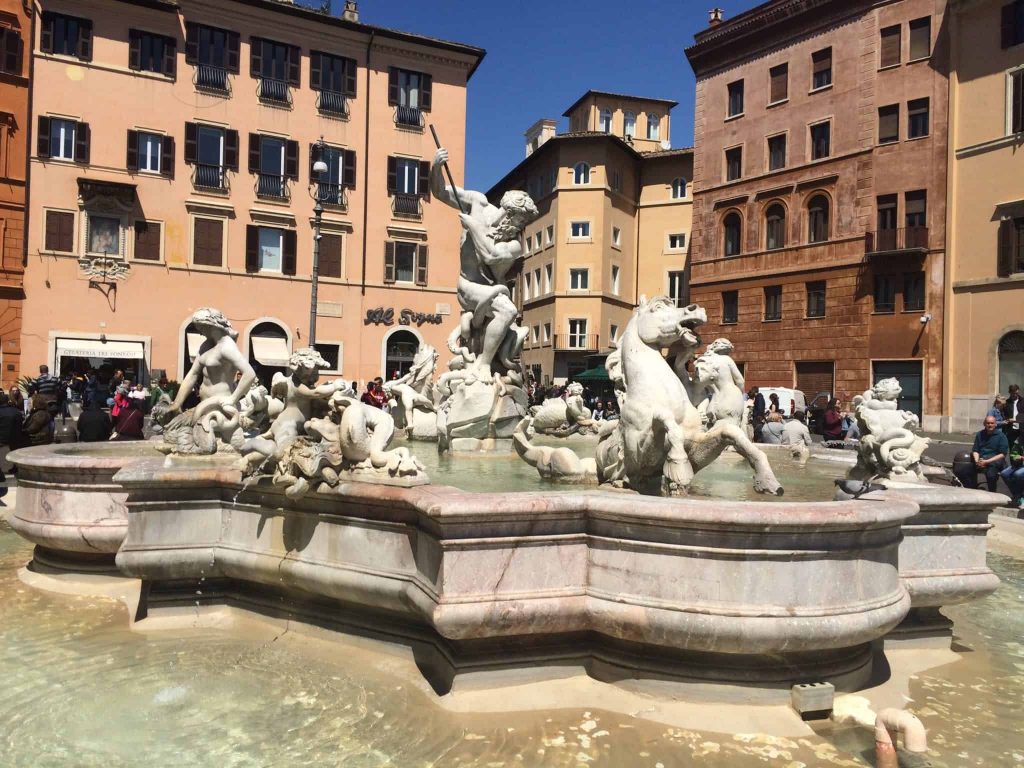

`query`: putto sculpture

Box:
[515,297,783,496]
[156,308,256,457]
[528,382,600,437]
[431,145,540,452]
[849,377,929,484]
[690,338,747,429]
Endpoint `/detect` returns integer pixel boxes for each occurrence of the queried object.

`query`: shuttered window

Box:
[44,210,74,252]
[250,37,300,86]
[997,217,1024,276]
[310,50,357,96]
[905,190,927,228]
[769,63,788,103]
[0,28,22,75]
[319,233,342,278]
[1011,70,1024,134]
[384,241,427,285]
[128,29,176,76]
[795,362,834,398]
[192,218,224,267]
[134,221,162,261]
[40,12,92,61]
[878,104,899,144]
[1003,0,1024,48]
[909,17,931,60]
[812,47,832,89]
[880,25,901,68]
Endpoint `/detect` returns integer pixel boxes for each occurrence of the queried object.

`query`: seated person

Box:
[999,431,1024,510]
[76,399,113,443]
[761,412,785,444]
[592,401,606,421]
[956,415,1009,492]
[782,410,812,448]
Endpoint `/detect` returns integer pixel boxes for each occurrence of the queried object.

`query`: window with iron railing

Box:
[252,37,298,106]
[185,123,238,192]
[395,105,423,128]
[312,51,356,118]
[185,23,239,94]
[389,67,431,128]
[193,163,227,191]
[195,63,229,93]
[256,173,288,199]
[317,90,348,117]
[392,194,421,217]
[257,77,290,106]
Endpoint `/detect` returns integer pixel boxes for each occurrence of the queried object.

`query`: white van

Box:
[757,387,806,416]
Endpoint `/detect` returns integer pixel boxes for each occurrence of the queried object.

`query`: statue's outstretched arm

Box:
[430,148,487,212]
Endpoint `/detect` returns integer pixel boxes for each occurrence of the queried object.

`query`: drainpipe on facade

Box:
[941,10,959,432]
[360,32,374,298]
[634,158,642,305]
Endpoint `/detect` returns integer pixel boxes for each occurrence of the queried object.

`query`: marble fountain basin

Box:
[7,441,1003,692]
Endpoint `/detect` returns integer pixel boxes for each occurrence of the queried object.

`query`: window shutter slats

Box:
[128,30,141,70]
[343,57,357,96]
[420,73,433,111]
[250,37,262,78]
[74,122,90,164]
[998,218,1013,277]
[343,150,356,189]
[44,211,59,250]
[163,38,176,77]
[386,156,397,195]
[161,135,175,179]
[78,19,93,61]
[3,29,21,75]
[319,234,341,279]
[309,51,322,90]
[387,67,398,105]
[245,226,259,272]
[880,25,901,67]
[58,212,74,252]
[418,161,430,198]
[282,230,297,276]
[287,45,300,86]
[770,64,787,103]
[1013,71,1024,134]
[185,23,198,64]
[37,116,51,158]
[184,122,197,164]
[813,48,831,73]
[126,130,139,171]
[1003,3,1017,49]
[416,245,428,286]
[248,133,261,174]
[40,13,53,54]
[225,130,239,171]
[384,242,395,283]
[226,31,240,73]
[285,140,299,181]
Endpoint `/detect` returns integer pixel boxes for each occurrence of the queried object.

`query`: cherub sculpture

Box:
[691,338,747,429]
[849,377,929,483]
[383,344,438,435]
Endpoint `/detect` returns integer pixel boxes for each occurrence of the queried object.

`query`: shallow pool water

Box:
[1,517,1022,767]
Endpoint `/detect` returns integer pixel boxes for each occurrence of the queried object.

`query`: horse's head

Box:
[633,296,707,349]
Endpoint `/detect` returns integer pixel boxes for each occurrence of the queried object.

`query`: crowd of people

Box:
[528,382,620,421]
[957,384,1023,509]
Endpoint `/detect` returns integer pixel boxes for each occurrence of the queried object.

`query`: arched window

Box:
[723,211,742,257]
[385,329,420,380]
[248,320,291,386]
[647,113,660,140]
[599,108,612,133]
[623,111,636,139]
[765,204,786,250]
[999,331,1024,396]
[573,162,591,185]
[808,195,830,243]
[671,177,688,199]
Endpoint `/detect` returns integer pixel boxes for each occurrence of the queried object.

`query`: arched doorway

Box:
[999,331,1024,395]
[248,320,291,386]
[384,329,419,380]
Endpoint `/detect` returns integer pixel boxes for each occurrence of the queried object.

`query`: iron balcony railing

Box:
[256,173,289,200]
[865,226,929,255]
[257,77,291,106]
[192,163,228,192]
[316,182,347,208]
[194,63,230,94]
[317,90,349,118]
[392,193,422,217]
[395,105,423,128]
[555,333,599,351]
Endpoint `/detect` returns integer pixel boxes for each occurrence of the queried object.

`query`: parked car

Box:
[758,387,807,417]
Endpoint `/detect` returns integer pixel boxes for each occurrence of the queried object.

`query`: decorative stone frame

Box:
[801,189,834,244]
[989,324,1024,395]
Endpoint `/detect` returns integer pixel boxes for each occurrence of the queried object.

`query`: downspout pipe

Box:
[359,31,374,296]
[874,708,927,768]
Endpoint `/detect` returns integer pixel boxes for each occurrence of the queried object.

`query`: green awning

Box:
[572,366,609,382]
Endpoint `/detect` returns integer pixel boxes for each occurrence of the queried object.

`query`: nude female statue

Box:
[692,338,747,428]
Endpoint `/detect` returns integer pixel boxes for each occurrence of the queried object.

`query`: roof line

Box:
[561,89,680,118]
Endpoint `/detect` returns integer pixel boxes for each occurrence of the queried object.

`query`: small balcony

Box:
[555,334,599,352]
[256,173,289,201]
[192,163,228,193]
[257,77,291,107]
[394,105,423,129]
[392,193,422,218]
[865,226,929,257]
[317,90,349,118]
[315,182,347,209]
[194,64,230,95]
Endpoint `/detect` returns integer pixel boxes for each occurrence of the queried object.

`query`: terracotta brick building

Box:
[0,0,30,388]
[686,0,949,428]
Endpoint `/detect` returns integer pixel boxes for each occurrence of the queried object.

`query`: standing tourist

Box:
[1004,384,1021,443]
[28,364,60,414]
[750,387,766,442]
[76,399,113,443]
[768,393,782,415]
[821,398,845,441]
[957,415,1009,492]
[0,392,24,471]
[24,395,54,446]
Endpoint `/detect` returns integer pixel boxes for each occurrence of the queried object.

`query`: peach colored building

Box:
[0,0,30,388]
[490,93,691,385]
[686,0,949,428]
[944,0,1024,430]
[23,0,482,386]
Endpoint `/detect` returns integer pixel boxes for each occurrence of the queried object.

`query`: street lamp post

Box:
[309,136,329,346]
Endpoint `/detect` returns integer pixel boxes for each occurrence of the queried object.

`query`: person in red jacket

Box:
[821,398,845,441]
[112,396,145,440]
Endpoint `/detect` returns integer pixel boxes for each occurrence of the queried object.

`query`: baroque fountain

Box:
[3,146,1015,766]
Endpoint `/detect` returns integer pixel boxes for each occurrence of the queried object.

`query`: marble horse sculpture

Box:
[849,377,929,484]
[515,297,783,496]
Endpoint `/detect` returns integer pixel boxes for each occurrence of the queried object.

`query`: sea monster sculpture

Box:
[848,377,929,484]
[383,344,438,437]
[515,297,783,496]
[529,382,600,437]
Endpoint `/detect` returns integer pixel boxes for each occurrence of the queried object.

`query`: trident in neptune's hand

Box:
[429,124,466,215]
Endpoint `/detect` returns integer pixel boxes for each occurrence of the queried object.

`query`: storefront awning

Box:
[187,332,205,361]
[56,338,145,361]
[250,335,290,367]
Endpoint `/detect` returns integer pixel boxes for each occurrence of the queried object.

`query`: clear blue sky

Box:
[303,1,752,190]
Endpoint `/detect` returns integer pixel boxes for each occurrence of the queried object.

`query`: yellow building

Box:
[489,92,692,385]
[944,0,1024,430]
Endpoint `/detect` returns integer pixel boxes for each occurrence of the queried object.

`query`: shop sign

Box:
[364,307,444,327]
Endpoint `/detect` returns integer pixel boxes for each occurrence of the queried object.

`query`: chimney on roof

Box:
[525,119,558,158]
[709,8,724,26]
[342,1,359,21]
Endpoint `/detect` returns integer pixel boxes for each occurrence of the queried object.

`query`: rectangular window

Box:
[41,12,92,61]
[908,98,930,138]
[396,157,420,195]
[185,122,238,189]
[533,268,541,294]
[258,227,283,273]
[1003,0,1024,48]
[769,63,788,103]
[546,225,554,245]
[806,281,826,318]
[523,272,532,300]
[879,104,900,144]
[137,132,162,173]
[764,286,782,321]
[668,233,687,250]
[129,29,175,76]
[612,226,621,247]
[193,218,224,267]
[903,272,925,311]
[252,37,300,104]
[319,232,343,278]
[185,23,241,89]
[394,242,416,282]
[568,318,588,348]
[133,220,161,262]
[610,324,619,342]
[874,275,896,312]
[1011,69,1024,134]
[389,67,432,125]
[812,47,832,90]
[569,268,589,290]
[877,194,898,232]
[525,235,532,253]
[722,290,738,324]
[313,145,356,205]
[310,50,357,96]
[668,271,686,307]
[313,343,341,373]
[48,118,77,160]
[725,147,742,181]
[532,325,540,343]
[727,80,744,117]
[998,216,1024,275]
[0,28,23,75]
[768,134,787,171]
[543,323,551,343]
[545,263,553,292]
[880,25,902,68]
[570,221,590,238]
[611,265,620,295]
[383,241,428,285]
[810,121,831,160]
[905,190,927,228]
[44,210,74,253]
[909,17,931,60]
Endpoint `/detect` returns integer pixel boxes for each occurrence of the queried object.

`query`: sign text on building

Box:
[364,307,444,327]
